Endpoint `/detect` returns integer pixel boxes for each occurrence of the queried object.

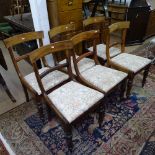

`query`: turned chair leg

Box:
[65,125,73,153]
[126,74,134,98]
[98,103,105,128]
[22,84,29,102]
[0,74,16,102]
[35,96,45,122]
[142,64,151,87]
[120,78,127,100]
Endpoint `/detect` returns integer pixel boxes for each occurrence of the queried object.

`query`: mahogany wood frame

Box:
[106,21,151,97]
[48,23,77,62]
[3,31,49,119]
[70,30,127,99]
[28,40,105,152]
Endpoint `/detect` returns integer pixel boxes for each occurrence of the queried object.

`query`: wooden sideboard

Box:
[47,0,83,30]
[145,0,155,38]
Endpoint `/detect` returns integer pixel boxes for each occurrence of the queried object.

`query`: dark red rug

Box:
[0,140,9,155]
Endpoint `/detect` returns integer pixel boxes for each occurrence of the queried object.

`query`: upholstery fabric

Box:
[24,67,69,95]
[60,56,95,74]
[88,44,121,60]
[48,81,104,123]
[111,53,152,73]
[81,65,127,93]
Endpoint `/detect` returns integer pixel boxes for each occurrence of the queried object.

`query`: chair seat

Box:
[81,65,127,93]
[24,67,69,95]
[111,53,152,73]
[88,44,121,60]
[60,56,95,74]
[48,81,104,123]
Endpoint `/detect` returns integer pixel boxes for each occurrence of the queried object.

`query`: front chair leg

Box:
[65,125,73,153]
[126,74,134,98]
[98,103,105,128]
[142,64,151,87]
[35,96,45,122]
[22,84,29,102]
[120,78,127,100]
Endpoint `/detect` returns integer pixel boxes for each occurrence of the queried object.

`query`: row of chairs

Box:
[3,18,151,152]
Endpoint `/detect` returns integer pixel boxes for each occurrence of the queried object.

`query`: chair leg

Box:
[98,103,105,128]
[0,74,16,102]
[65,125,73,153]
[142,64,151,87]
[126,74,134,98]
[35,96,45,122]
[120,78,127,100]
[22,84,29,102]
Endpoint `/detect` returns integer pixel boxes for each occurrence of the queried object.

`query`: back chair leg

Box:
[142,64,151,87]
[22,84,29,102]
[126,74,134,98]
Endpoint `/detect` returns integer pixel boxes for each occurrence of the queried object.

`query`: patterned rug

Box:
[140,130,155,155]
[0,140,9,155]
[0,72,154,155]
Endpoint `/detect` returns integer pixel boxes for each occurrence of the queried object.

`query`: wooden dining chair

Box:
[83,16,120,64]
[3,31,69,120]
[49,23,95,75]
[106,21,152,97]
[71,30,128,99]
[28,40,104,152]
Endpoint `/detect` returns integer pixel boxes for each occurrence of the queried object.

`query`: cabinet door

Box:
[126,7,150,45]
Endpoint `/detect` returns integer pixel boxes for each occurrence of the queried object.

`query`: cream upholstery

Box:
[60,56,95,74]
[88,44,121,60]
[111,53,152,73]
[24,67,69,95]
[81,65,127,93]
[48,81,104,123]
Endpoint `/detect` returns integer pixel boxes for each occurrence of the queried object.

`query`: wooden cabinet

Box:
[0,0,11,22]
[126,0,150,45]
[47,0,82,30]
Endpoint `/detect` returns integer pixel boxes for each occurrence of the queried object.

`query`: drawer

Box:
[58,0,82,12]
[59,9,82,25]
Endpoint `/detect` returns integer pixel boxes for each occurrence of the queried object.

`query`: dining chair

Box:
[28,40,104,152]
[49,23,95,75]
[83,16,121,64]
[3,31,69,120]
[106,21,152,97]
[71,30,128,99]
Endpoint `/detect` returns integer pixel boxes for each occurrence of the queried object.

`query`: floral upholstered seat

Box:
[81,65,127,93]
[48,81,104,123]
[24,67,69,95]
[111,53,152,73]
[88,44,121,60]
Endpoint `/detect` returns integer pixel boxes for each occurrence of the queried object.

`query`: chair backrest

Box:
[28,40,73,95]
[83,16,110,43]
[3,31,45,81]
[49,23,76,42]
[106,21,130,64]
[70,30,100,75]
[48,23,76,62]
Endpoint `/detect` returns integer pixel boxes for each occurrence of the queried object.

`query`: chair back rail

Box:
[83,16,110,44]
[48,23,76,62]
[29,40,73,94]
[106,21,130,65]
[3,31,47,89]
